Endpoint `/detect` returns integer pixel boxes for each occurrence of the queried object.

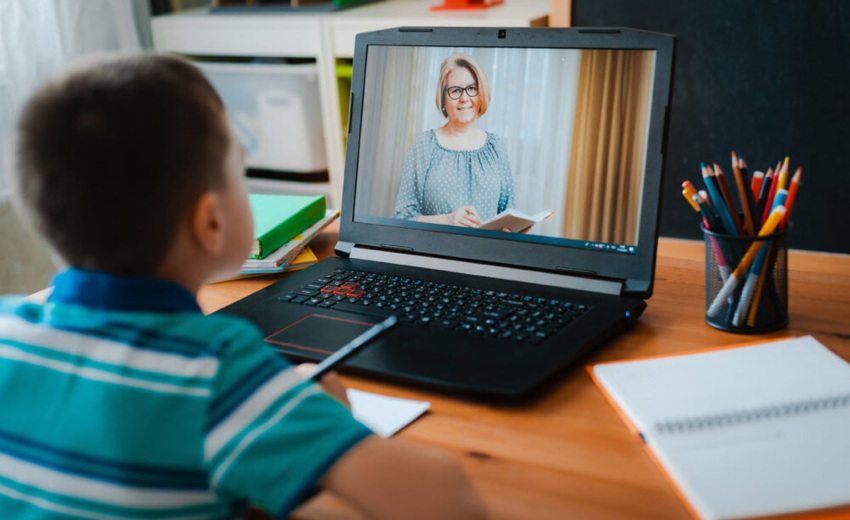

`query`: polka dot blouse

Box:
[393,129,515,222]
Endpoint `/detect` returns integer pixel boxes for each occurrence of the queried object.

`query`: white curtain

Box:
[0,0,141,193]
[355,46,581,238]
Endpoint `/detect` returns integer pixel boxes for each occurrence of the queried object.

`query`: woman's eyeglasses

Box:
[445,84,479,100]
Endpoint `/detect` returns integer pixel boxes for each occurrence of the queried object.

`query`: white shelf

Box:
[152,10,323,57]
[246,176,333,198]
[152,0,551,209]
[328,0,550,57]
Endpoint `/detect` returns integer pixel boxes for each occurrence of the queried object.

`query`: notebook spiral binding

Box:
[653,393,850,434]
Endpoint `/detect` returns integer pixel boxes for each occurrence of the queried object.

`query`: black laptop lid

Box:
[339,27,676,298]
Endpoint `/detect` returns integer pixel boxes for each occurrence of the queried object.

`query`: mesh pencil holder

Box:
[703,225,788,333]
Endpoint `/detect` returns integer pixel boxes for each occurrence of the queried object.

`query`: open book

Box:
[478,208,554,232]
[589,336,850,520]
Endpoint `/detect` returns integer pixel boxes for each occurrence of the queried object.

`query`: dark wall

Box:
[573,1,850,253]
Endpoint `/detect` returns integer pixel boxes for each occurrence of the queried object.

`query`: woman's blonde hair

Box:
[435,52,490,119]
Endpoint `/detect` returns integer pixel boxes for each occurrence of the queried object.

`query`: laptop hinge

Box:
[349,246,624,296]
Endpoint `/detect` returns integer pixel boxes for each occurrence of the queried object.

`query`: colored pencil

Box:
[750,171,765,204]
[693,194,731,280]
[695,194,724,235]
[783,166,802,227]
[702,163,738,237]
[777,156,790,191]
[713,163,744,235]
[755,168,774,223]
[732,151,756,235]
[739,158,758,233]
[761,168,780,227]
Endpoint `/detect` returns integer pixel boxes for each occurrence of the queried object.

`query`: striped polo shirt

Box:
[0,268,372,520]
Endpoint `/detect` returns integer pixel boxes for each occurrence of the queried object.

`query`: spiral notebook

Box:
[589,336,850,520]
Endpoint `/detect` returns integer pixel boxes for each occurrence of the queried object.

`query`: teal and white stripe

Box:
[204,367,304,461]
[0,268,372,520]
[0,315,219,378]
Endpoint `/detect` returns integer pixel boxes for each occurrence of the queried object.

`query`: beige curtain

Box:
[563,49,654,245]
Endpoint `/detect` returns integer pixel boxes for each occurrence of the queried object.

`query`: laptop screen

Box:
[352,45,657,256]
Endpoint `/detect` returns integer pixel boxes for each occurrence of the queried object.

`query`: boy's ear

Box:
[191,191,225,255]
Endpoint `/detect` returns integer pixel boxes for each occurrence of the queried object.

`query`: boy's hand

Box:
[295,363,351,408]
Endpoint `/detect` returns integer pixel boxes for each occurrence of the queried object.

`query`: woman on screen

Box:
[393,52,515,229]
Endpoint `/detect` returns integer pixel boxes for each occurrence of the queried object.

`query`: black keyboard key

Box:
[332,302,398,318]
[501,299,524,308]
[477,308,512,320]
[529,331,550,343]
[283,268,588,343]
[433,319,458,328]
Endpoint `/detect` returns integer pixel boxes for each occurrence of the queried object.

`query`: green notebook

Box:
[248,194,326,260]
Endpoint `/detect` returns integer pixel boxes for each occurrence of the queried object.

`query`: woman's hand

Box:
[446,206,481,228]
[296,363,351,408]
[501,226,532,234]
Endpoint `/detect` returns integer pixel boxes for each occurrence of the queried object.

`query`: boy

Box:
[1,52,486,520]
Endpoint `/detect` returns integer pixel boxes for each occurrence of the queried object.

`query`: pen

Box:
[707,206,786,318]
[733,244,771,327]
[310,315,398,380]
[682,181,700,212]
[746,256,771,327]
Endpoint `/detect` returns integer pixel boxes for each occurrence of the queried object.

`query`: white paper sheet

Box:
[347,389,430,438]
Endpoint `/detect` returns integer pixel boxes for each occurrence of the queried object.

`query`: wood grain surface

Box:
[200,223,850,520]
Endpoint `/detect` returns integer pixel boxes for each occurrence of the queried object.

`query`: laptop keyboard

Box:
[278,268,592,344]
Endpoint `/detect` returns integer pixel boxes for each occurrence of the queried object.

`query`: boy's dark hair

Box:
[13,52,229,275]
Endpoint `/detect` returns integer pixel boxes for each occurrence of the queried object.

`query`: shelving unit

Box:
[152,0,551,207]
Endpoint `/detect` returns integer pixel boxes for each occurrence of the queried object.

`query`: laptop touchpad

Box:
[264,314,379,355]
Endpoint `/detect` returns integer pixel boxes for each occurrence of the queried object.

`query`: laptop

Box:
[218,27,676,399]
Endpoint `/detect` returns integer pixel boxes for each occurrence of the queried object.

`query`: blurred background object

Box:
[0,0,146,293]
[0,193,55,295]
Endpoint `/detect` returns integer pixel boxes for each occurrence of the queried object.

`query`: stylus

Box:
[309,315,398,380]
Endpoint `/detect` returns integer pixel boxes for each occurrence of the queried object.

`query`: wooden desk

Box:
[200,223,850,520]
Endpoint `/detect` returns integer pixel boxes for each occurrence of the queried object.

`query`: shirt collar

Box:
[48,268,201,314]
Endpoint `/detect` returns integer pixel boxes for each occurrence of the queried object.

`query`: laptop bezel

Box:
[339,27,676,298]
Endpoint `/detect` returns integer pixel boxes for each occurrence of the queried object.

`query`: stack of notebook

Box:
[226,194,339,280]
